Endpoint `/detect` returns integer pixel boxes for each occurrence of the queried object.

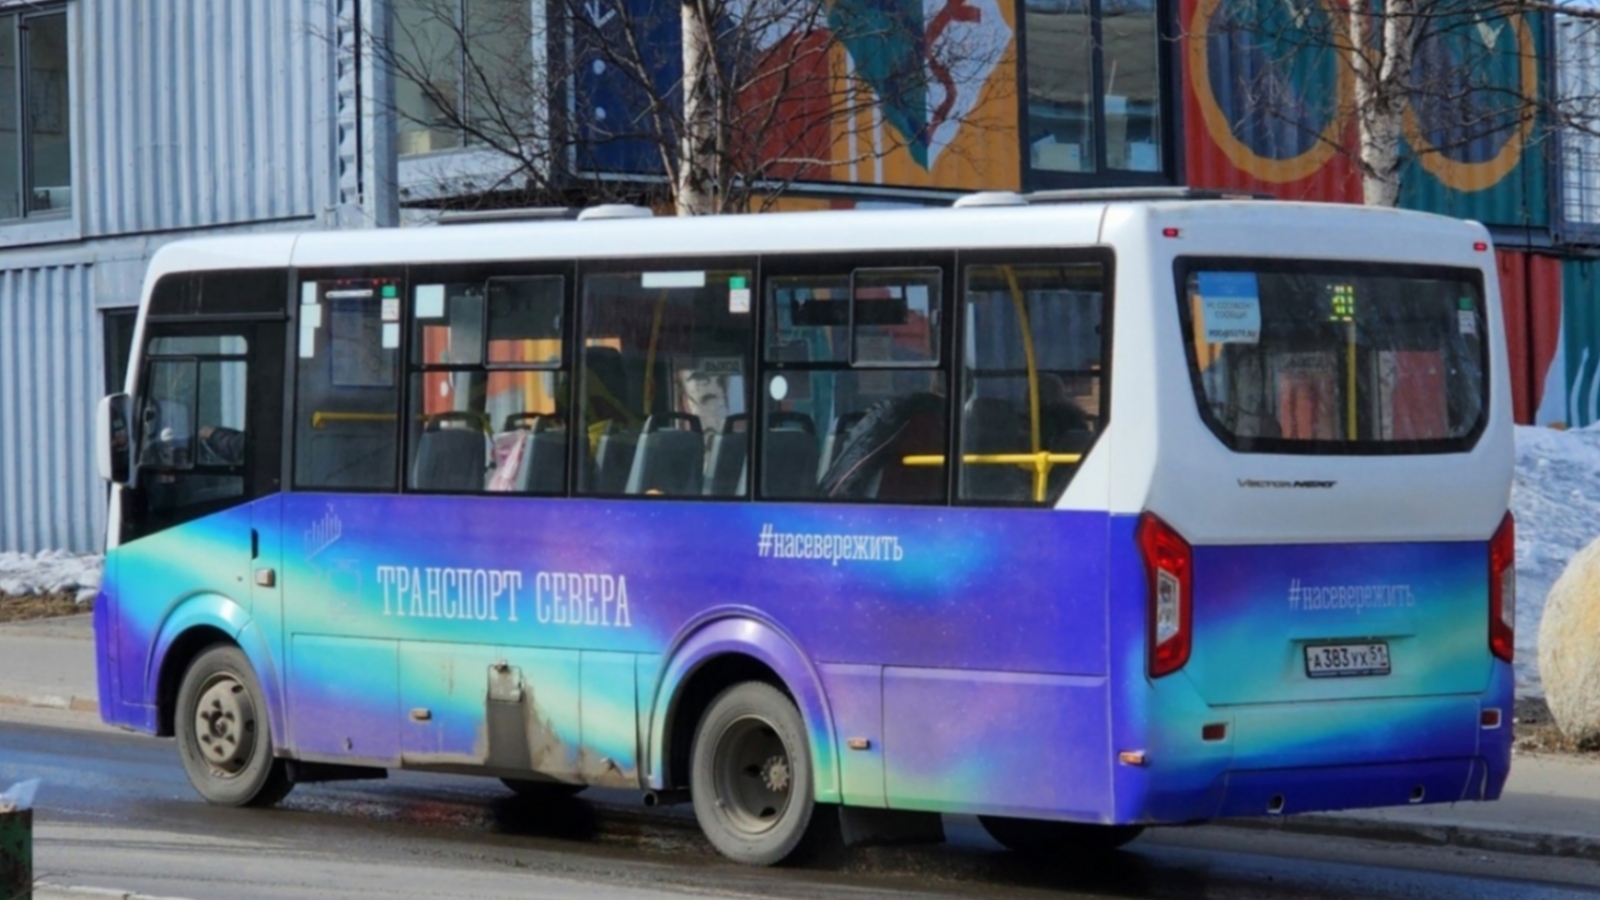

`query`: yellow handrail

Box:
[903,451,1082,494]
[312,411,397,430]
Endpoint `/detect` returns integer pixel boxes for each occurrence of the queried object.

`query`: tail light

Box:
[1489,512,1515,663]
[1138,512,1193,678]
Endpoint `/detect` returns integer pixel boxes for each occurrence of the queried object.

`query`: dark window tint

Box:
[294,277,403,489]
[1176,261,1488,453]
[959,262,1107,505]
[151,270,288,317]
[577,267,753,498]
[407,274,568,494]
[102,309,138,394]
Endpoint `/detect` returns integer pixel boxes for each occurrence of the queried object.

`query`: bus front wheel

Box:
[978,816,1144,856]
[689,681,831,866]
[175,645,294,808]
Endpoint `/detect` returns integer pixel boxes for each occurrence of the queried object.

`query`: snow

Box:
[0,424,1594,696]
[0,550,102,604]
[1513,424,1600,697]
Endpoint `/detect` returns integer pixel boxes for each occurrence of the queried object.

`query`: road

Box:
[3,705,1599,900]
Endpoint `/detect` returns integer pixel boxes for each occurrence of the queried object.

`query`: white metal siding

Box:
[79,0,335,237]
[0,265,101,552]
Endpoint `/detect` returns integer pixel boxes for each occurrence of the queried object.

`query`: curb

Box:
[33,883,194,900]
[1217,812,1600,862]
[0,694,97,714]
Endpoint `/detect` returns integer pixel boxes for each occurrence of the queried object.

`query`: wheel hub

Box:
[760,755,791,793]
[193,675,256,777]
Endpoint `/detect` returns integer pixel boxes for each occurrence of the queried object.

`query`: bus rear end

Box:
[1102,202,1514,824]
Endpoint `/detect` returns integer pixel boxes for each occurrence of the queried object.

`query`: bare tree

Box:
[1197,0,1573,206]
[375,0,1015,215]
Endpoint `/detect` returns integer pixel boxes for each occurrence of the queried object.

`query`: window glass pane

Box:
[150,335,249,356]
[577,268,753,497]
[413,281,485,366]
[1178,264,1487,451]
[961,263,1106,504]
[0,17,18,220]
[853,268,940,366]
[408,371,493,491]
[487,276,563,367]
[1026,0,1096,173]
[295,278,403,489]
[140,358,199,470]
[139,358,248,516]
[1102,0,1160,172]
[26,13,68,214]
[394,0,464,156]
[764,370,949,503]
[464,0,534,145]
[766,274,849,365]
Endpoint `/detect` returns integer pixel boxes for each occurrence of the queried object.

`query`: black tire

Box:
[175,644,294,808]
[979,816,1143,856]
[500,777,585,798]
[690,681,830,866]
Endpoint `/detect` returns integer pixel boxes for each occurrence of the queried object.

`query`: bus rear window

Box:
[1176,261,1488,454]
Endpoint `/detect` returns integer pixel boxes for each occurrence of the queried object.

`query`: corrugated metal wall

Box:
[0,265,102,552]
[1495,250,1564,425]
[79,0,334,237]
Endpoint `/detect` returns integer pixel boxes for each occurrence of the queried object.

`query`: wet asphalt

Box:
[2,712,1599,900]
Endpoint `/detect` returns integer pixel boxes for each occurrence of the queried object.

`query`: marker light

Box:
[1489,512,1515,663]
[1162,227,1181,238]
[1473,241,1490,252]
[1138,512,1193,678]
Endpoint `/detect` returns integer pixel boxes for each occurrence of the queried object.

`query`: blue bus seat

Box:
[704,414,749,497]
[762,411,819,499]
[413,421,489,492]
[626,413,704,496]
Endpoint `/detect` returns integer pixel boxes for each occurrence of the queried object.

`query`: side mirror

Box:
[97,394,132,484]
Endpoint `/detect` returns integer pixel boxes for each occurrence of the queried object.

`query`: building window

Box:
[0,10,70,219]
[1023,0,1164,180]
[392,0,534,157]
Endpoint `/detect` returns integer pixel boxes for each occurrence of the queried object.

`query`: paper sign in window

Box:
[1197,272,1262,345]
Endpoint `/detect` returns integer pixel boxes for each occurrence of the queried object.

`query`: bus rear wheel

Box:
[978,816,1144,856]
[175,645,293,808]
[690,681,829,866]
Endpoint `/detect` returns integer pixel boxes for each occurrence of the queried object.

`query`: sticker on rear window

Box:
[1197,272,1262,345]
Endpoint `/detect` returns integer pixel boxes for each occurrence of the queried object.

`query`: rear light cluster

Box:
[1489,512,1515,663]
[1138,513,1193,678]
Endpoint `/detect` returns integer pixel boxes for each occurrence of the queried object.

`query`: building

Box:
[0,0,1587,552]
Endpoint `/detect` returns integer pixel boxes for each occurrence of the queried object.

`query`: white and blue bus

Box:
[94,191,1515,865]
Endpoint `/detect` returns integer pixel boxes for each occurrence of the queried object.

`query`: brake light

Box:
[1489,512,1515,663]
[1138,513,1193,677]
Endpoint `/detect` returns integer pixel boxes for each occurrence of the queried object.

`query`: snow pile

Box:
[0,550,102,603]
[1513,424,1600,696]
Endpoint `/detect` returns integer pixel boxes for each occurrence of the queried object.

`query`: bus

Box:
[93,190,1515,866]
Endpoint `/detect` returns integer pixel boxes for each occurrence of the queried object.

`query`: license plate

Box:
[1304,642,1391,678]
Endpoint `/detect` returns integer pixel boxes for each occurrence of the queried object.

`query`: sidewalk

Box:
[3,614,1600,867]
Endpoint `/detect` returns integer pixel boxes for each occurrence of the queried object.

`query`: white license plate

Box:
[1304,642,1391,678]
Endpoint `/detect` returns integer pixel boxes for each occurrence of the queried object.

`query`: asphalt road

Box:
[3,705,1600,900]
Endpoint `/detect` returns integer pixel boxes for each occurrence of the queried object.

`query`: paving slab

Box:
[0,616,97,712]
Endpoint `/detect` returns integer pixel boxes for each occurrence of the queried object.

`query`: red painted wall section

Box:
[1180,0,1361,203]
[1496,250,1564,424]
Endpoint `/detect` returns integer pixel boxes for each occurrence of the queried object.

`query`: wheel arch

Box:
[149,596,283,744]
[646,613,841,804]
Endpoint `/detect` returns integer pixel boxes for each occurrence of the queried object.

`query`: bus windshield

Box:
[1177,260,1488,454]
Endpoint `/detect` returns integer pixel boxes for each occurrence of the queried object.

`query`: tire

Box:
[978,816,1143,856]
[690,681,829,866]
[175,644,294,808]
[500,777,584,798]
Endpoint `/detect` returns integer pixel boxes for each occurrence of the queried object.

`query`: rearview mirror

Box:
[97,393,132,484]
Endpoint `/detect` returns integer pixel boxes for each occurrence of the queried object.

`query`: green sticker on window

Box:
[730,276,748,290]
[382,284,399,299]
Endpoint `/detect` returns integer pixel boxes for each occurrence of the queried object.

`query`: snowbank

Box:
[0,550,102,602]
[1513,424,1600,697]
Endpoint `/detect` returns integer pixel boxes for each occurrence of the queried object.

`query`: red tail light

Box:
[1138,512,1193,678]
[1489,512,1515,663]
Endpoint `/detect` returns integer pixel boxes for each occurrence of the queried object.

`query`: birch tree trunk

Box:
[1350,0,1417,207]
[678,0,717,216]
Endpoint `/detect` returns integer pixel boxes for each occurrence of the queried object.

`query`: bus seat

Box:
[517,416,568,494]
[626,412,704,496]
[762,411,819,499]
[593,422,638,494]
[817,411,866,482]
[413,425,489,492]
[960,397,1029,502]
[704,414,749,497]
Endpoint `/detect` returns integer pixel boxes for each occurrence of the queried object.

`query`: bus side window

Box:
[760,265,950,505]
[576,266,754,499]
[958,262,1107,506]
[293,277,403,491]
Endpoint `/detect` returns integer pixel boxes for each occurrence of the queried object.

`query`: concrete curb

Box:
[0,694,96,714]
[33,884,194,900]
[1217,813,1600,862]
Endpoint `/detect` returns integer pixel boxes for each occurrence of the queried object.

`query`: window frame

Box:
[0,6,74,225]
[953,247,1116,507]
[1016,0,1178,190]
[1171,256,1491,457]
